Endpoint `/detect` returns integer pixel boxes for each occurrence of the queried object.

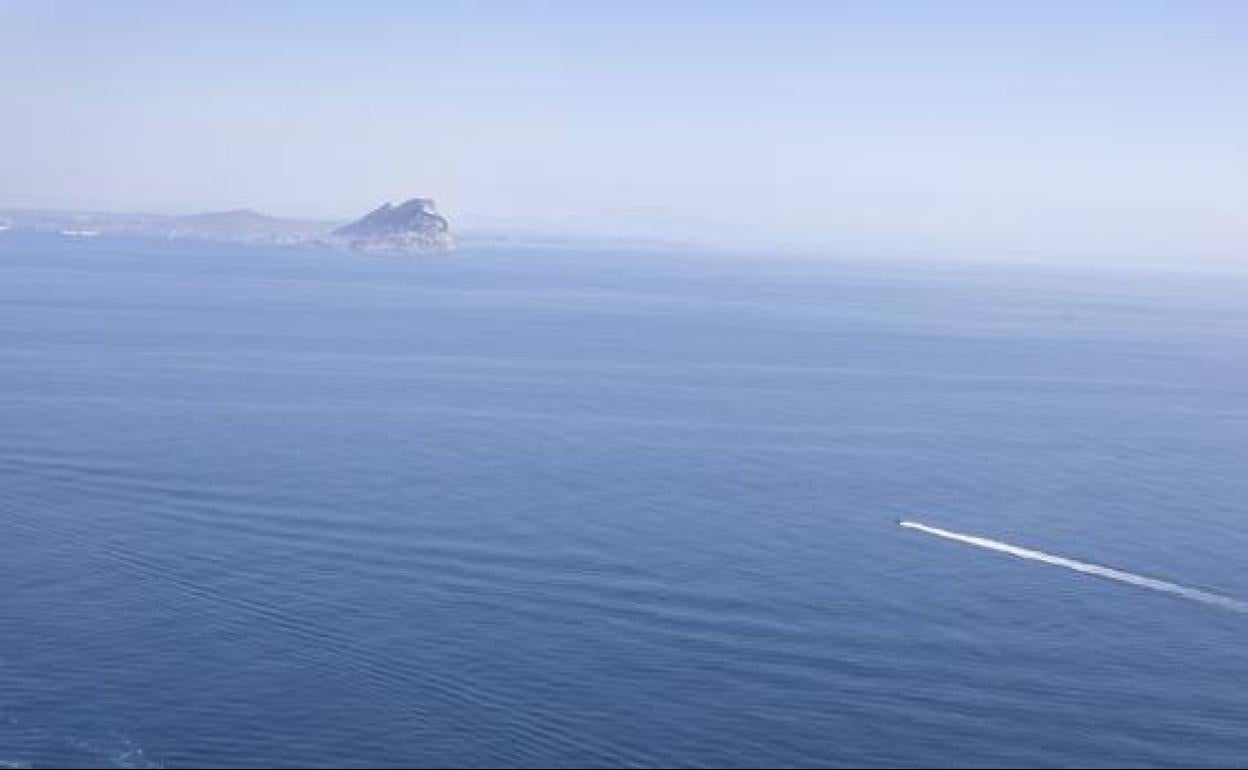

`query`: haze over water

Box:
[4,1,1248,264]
[4,232,1248,767]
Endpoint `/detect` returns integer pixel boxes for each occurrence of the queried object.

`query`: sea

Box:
[3,231,1248,768]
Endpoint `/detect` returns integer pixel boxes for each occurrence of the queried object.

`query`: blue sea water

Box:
[3,232,1248,768]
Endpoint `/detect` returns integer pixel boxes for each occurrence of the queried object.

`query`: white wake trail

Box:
[900,520,1248,613]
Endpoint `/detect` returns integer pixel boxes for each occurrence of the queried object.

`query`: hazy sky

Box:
[2,1,1246,262]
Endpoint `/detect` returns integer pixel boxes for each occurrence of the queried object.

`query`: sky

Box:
[1,0,1246,263]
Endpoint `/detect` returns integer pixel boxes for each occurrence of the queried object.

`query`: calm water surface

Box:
[3,233,1248,768]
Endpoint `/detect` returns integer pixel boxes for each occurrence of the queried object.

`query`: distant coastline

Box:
[0,199,455,256]
[0,205,709,256]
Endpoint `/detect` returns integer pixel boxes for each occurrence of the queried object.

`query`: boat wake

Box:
[900,520,1248,614]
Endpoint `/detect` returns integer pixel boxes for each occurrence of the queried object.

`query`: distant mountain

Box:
[328,198,454,254]
[162,208,328,241]
[0,199,456,254]
[158,209,335,245]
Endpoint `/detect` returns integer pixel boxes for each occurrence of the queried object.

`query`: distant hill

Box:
[0,199,455,254]
[160,209,334,244]
[328,198,454,254]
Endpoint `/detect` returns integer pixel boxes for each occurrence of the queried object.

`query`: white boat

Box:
[60,229,101,237]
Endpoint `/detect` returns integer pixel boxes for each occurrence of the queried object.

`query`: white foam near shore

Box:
[900,520,1248,614]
